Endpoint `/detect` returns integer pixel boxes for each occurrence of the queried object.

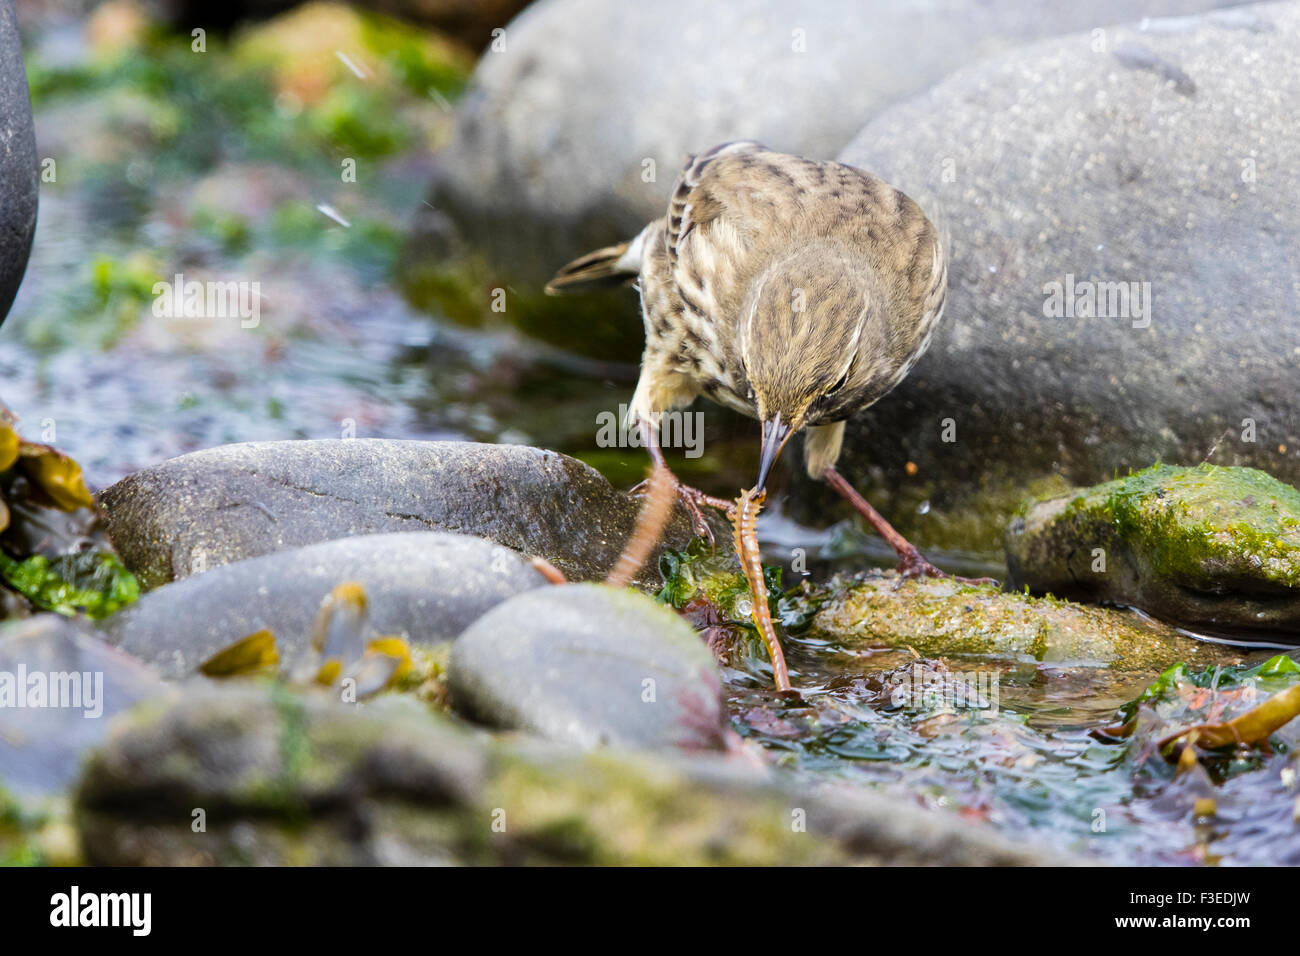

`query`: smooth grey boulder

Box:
[0,614,168,797]
[425,0,1238,282]
[0,0,38,324]
[449,583,727,751]
[789,1,1300,549]
[96,531,548,678]
[97,439,711,591]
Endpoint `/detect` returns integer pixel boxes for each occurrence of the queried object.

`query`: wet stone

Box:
[96,531,548,678]
[0,614,168,797]
[98,439,709,591]
[449,583,729,751]
[1006,463,1300,639]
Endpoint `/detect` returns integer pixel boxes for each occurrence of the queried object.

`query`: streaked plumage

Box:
[550,141,972,585]
[548,140,946,485]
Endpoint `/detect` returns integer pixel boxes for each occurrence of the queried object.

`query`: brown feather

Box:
[544,240,635,295]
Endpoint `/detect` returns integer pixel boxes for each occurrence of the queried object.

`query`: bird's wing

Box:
[665,140,767,265]
[662,142,949,365]
[888,191,946,360]
[666,141,826,322]
[809,161,947,359]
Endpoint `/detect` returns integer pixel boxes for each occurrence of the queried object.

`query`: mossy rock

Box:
[1005,464,1300,639]
[74,683,1064,865]
[811,570,1226,672]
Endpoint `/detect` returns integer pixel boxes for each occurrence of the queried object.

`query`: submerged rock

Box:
[98,439,712,591]
[0,615,168,797]
[74,682,1072,865]
[798,2,1300,551]
[1006,463,1300,639]
[811,571,1228,672]
[449,583,727,751]
[96,531,547,678]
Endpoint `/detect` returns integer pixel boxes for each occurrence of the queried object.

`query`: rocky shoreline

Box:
[3,0,1300,867]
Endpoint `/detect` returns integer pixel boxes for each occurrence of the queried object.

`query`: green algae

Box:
[480,750,843,866]
[1085,463,1300,586]
[0,551,139,620]
[1121,653,1300,725]
[655,534,1225,675]
[656,539,783,627]
[810,570,1225,671]
[1007,463,1300,635]
[397,247,647,360]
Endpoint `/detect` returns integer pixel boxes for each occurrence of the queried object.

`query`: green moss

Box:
[0,787,42,866]
[397,252,495,329]
[1077,463,1300,586]
[398,251,646,359]
[0,550,140,620]
[0,788,79,866]
[655,539,782,627]
[481,752,843,865]
[355,12,470,99]
[812,570,1226,670]
[1008,463,1300,634]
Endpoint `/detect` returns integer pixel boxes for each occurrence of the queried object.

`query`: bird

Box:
[546,140,958,579]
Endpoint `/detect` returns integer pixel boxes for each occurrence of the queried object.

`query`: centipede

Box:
[731,485,791,691]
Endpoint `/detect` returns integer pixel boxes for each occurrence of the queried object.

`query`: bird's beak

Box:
[756,413,794,491]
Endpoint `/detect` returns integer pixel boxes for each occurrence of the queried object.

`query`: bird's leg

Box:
[630,422,731,546]
[822,466,998,585]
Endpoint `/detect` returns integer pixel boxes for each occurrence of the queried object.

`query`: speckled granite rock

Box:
[98,440,718,591]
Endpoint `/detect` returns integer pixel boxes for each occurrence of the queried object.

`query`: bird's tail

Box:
[544,228,646,295]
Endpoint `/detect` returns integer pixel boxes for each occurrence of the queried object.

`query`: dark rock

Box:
[96,531,548,677]
[0,0,38,325]
[0,615,168,797]
[97,439,715,591]
[810,2,1300,552]
[449,583,727,750]
[75,685,490,866]
[1006,463,1300,639]
[149,0,530,51]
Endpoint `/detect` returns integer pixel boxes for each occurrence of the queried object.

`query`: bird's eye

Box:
[828,368,851,394]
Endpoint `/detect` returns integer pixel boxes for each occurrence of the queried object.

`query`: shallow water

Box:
[719,623,1300,864]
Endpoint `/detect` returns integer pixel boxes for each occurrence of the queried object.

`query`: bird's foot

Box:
[894,548,1000,588]
[821,467,1000,587]
[630,475,730,547]
[895,548,947,581]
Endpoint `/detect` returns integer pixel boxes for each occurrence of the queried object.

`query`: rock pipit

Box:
[549,140,957,579]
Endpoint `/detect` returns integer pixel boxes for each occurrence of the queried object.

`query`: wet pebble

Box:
[449,583,729,751]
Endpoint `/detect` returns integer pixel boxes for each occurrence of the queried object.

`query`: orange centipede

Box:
[731,486,791,691]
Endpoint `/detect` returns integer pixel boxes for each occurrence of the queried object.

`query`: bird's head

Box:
[736,245,885,490]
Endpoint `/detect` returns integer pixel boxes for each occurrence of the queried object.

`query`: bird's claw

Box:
[679,489,716,547]
[893,550,1000,589]
[632,476,727,548]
